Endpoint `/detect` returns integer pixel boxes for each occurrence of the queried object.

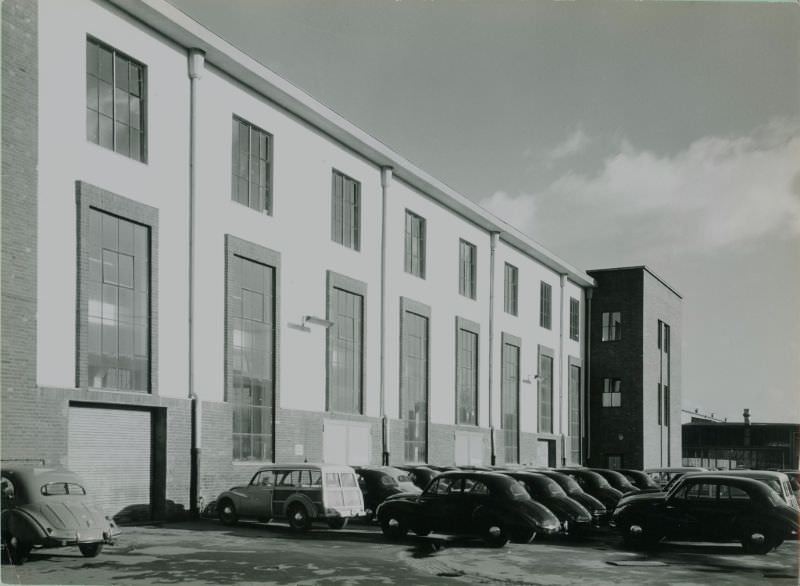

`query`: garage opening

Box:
[67,403,166,523]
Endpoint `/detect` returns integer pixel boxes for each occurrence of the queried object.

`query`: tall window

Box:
[568,364,581,463]
[538,352,553,433]
[327,283,364,414]
[539,282,552,329]
[331,170,360,250]
[501,339,520,463]
[455,319,479,426]
[231,117,272,213]
[86,38,146,161]
[458,239,477,299]
[401,305,429,462]
[569,298,580,341]
[230,255,275,461]
[606,454,623,469]
[602,378,622,407]
[601,312,622,341]
[658,320,671,426]
[87,209,150,391]
[504,263,518,316]
[404,211,426,278]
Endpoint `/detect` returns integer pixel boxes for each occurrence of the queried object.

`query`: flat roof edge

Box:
[588,265,682,299]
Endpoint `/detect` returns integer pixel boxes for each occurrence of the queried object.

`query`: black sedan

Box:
[504,471,593,536]
[612,474,799,554]
[590,468,638,494]
[395,466,440,491]
[618,469,661,491]
[537,470,608,524]
[559,469,624,510]
[376,471,560,547]
[355,466,421,519]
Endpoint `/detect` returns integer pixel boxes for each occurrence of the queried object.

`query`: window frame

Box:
[231,116,274,214]
[455,316,480,426]
[538,345,555,433]
[458,239,477,300]
[331,169,361,251]
[601,377,622,407]
[404,210,426,278]
[86,36,147,162]
[504,263,518,316]
[601,311,622,341]
[539,282,552,329]
[569,297,580,341]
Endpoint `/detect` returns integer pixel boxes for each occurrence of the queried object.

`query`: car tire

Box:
[4,535,32,565]
[741,526,777,555]
[510,527,536,544]
[218,499,238,526]
[621,520,661,549]
[78,543,104,558]
[327,518,347,530]
[379,513,408,539]
[287,504,312,532]
[483,521,509,548]
[412,524,431,537]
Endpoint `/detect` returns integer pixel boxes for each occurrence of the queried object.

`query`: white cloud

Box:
[546,128,591,163]
[483,119,800,260]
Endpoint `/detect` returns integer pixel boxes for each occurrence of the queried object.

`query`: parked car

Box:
[611,474,799,554]
[778,470,800,500]
[355,466,421,519]
[558,469,623,510]
[395,465,440,490]
[679,470,799,510]
[590,469,638,494]
[215,464,364,531]
[503,471,593,536]
[618,469,661,491]
[536,470,608,524]
[643,467,706,489]
[1,467,120,565]
[376,471,560,547]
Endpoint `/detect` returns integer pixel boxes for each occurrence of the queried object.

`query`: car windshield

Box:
[556,475,582,493]
[544,481,566,497]
[380,475,399,487]
[508,482,531,501]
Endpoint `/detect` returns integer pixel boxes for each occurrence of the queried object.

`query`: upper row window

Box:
[86,38,146,162]
[601,311,622,341]
[232,117,273,214]
[331,170,361,251]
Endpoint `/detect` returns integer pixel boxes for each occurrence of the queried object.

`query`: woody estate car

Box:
[1,467,120,565]
[216,463,364,531]
[376,471,560,547]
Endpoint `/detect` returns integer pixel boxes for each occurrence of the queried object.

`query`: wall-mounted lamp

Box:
[302,315,334,329]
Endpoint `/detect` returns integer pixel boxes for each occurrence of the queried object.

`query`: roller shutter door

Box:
[68,406,151,521]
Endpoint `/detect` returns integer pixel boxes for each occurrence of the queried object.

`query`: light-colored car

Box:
[644,467,706,489]
[1,467,120,565]
[680,470,800,510]
[216,463,365,531]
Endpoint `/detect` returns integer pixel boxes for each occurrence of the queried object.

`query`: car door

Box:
[417,476,459,532]
[664,480,712,539]
[717,481,753,537]
[238,470,275,519]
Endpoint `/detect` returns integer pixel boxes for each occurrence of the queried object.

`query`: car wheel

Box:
[483,521,509,548]
[509,527,536,544]
[4,535,32,565]
[327,517,347,530]
[218,499,238,526]
[741,527,777,555]
[379,513,408,539]
[621,520,661,549]
[287,504,312,532]
[78,543,104,558]
[413,523,431,537]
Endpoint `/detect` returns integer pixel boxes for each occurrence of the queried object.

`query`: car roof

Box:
[644,467,706,473]
[2,466,84,485]
[254,463,356,473]
[684,470,790,481]
[674,474,775,493]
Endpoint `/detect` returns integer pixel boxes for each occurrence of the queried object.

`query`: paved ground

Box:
[2,520,798,585]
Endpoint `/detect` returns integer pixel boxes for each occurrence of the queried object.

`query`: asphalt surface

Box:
[2,520,798,585]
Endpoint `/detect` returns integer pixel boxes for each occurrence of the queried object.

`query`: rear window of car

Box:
[545,481,566,497]
[41,482,86,496]
[340,474,357,488]
[380,475,399,486]
[508,482,531,501]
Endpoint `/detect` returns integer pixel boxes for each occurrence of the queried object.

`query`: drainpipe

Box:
[188,49,204,518]
[558,274,566,466]
[380,167,392,465]
[583,287,593,465]
[488,232,500,465]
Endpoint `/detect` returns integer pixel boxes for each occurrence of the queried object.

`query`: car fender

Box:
[284,494,319,518]
[5,508,48,544]
[375,497,418,521]
[216,490,243,508]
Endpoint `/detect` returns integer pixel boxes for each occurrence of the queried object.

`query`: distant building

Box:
[585,267,682,470]
[683,409,800,470]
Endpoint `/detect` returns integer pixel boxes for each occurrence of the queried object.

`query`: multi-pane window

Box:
[231,117,272,213]
[504,263,518,315]
[328,287,363,414]
[501,340,520,464]
[331,170,360,250]
[86,38,146,161]
[404,211,426,278]
[230,255,275,461]
[601,312,622,341]
[401,309,429,463]
[455,324,478,425]
[658,320,671,426]
[568,364,581,464]
[606,454,623,469]
[569,298,580,341]
[458,240,477,299]
[602,378,622,407]
[87,209,150,391]
[538,353,553,433]
[539,282,552,329]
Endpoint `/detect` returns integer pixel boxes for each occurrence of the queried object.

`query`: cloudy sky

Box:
[168,0,800,423]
